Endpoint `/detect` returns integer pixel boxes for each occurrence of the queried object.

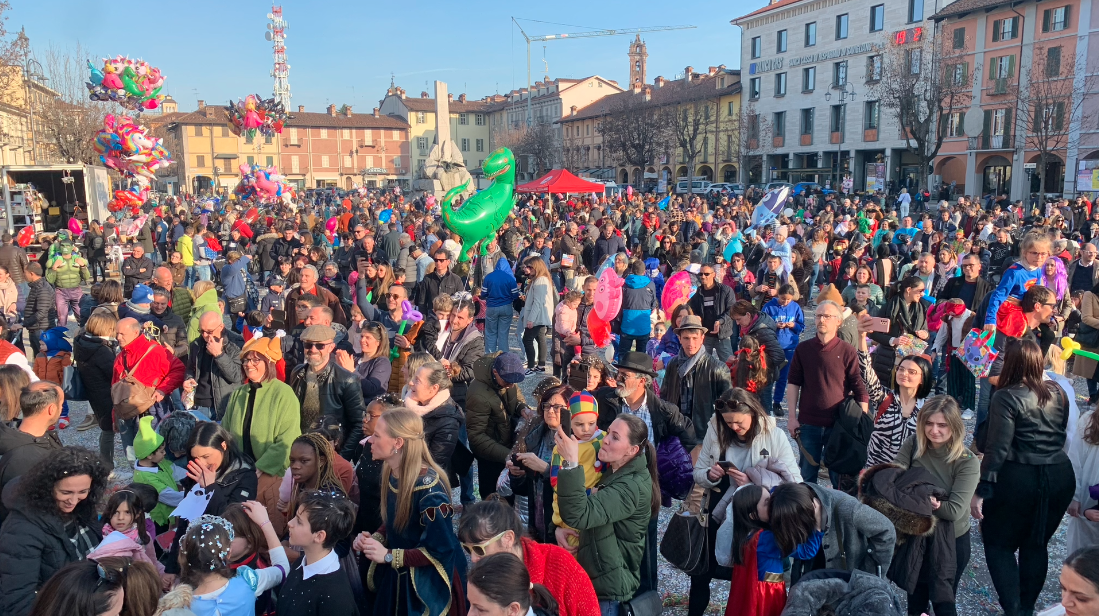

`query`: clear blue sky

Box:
[10,0,763,113]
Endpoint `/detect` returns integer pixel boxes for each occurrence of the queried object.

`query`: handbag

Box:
[660,486,711,577]
[619,590,663,616]
[62,364,87,402]
[1078,323,1099,348]
[227,294,248,314]
[656,436,694,504]
[955,328,998,378]
[111,346,158,421]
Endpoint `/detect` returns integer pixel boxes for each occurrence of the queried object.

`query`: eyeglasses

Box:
[1042,302,1058,308]
[961,263,980,269]
[896,367,922,377]
[544,403,568,414]
[461,530,509,556]
[303,342,331,350]
[241,357,266,365]
[700,272,714,277]
[815,313,840,321]
[386,293,404,300]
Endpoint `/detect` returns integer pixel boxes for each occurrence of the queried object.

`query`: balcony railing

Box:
[968,132,1014,150]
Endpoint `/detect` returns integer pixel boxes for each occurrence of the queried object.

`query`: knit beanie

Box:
[817,283,845,307]
[133,415,164,460]
[569,391,597,419]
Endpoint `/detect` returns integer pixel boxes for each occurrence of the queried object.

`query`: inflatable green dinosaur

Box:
[440,147,516,262]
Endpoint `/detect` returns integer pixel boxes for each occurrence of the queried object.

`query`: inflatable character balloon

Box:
[586,268,624,349]
[661,270,697,314]
[440,147,516,262]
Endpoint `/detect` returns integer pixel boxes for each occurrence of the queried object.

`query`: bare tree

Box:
[727,104,772,183]
[599,94,675,183]
[672,99,711,183]
[36,43,112,164]
[1016,45,1096,196]
[869,32,974,192]
[495,122,559,178]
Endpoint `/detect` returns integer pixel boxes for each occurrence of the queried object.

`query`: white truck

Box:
[0,164,113,236]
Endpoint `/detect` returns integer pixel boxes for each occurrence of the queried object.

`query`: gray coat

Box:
[807,482,896,574]
[186,332,244,419]
[782,569,902,616]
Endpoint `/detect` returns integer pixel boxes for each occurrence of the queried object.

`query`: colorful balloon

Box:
[67,218,84,236]
[440,147,516,263]
[234,164,294,204]
[86,56,165,113]
[325,217,338,233]
[227,94,291,139]
[93,115,173,187]
[15,226,34,247]
[592,268,624,323]
[661,270,697,314]
[587,312,613,348]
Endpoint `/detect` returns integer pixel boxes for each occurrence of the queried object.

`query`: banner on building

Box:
[1078,161,1099,192]
[865,163,886,192]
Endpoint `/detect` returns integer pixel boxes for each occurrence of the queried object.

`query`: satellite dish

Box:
[264,31,273,41]
[266,23,273,30]
[963,107,984,136]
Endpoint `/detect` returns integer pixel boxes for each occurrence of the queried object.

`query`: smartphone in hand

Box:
[868,317,891,333]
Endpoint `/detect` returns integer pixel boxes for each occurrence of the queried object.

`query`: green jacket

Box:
[465,352,526,463]
[45,255,90,289]
[558,452,652,601]
[187,288,220,342]
[131,460,181,526]
[221,379,301,476]
[171,286,193,322]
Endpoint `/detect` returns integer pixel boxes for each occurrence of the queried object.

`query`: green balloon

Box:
[440,147,516,263]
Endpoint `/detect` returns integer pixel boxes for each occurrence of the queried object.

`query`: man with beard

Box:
[318,261,352,314]
[268,223,302,264]
[413,249,465,315]
[287,324,364,459]
[553,221,583,291]
[593,351,696,592]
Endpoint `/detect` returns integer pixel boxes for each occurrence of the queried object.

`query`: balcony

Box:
[968,132,1014,151]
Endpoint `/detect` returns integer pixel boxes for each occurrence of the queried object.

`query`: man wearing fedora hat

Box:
[659,315,732,447]
[287,324,365,459]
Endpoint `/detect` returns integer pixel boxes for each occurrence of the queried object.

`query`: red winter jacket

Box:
[520,537,600,616]
[112,334,184,396]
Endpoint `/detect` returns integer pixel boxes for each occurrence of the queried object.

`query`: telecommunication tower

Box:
[265,6,291,107]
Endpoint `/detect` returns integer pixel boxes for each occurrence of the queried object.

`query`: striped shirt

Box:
[859,350,923,467]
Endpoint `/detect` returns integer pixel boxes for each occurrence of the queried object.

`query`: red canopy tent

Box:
[515,169,606,194]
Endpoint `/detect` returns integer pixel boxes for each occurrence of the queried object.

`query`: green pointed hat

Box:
[134,415,164,460]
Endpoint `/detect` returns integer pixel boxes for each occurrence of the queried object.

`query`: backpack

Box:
[91,235,104,250]
[822,397,874,475]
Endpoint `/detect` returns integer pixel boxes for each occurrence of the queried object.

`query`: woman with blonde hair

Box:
[74,308,120,465]
[353,408,467,616]
[373,262,396,309]
[0,365,30,425]
[335,320,392,400]
[893,395,980,616]
[519,255,555,375]
[187,279,220,342]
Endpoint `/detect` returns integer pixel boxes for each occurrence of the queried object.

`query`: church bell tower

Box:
[628,34,647,88]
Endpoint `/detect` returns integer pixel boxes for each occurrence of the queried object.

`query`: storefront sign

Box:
[866,162,887,192]
[748,58,784,74]
[790,42,880,67]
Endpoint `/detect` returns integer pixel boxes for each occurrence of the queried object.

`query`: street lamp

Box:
[15,29,47,164]
[825,81,856,192]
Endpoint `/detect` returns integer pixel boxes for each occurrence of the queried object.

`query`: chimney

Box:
[708,66,719,76]
[344,106,353,117]
[684,67,693,81]
[447,93,453,102]
[297,105,305,113]
[197,99,205,109]
[632,82,641,93]
[327,104,336,116]
[458,93,467,103]
[654,76,665,88]
[570,105,578,116]
[421,91,429,98]
[373,108,379,118]
[643,86,652,101]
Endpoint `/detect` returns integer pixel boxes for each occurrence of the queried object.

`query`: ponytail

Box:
[469,553,561,616]
[531,583,560,614]
[616,413,662,518]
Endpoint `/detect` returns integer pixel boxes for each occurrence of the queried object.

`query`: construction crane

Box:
[511,18,696,128]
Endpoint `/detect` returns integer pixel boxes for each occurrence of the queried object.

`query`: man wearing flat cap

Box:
[659,315,732,441]
[287,324,365,459]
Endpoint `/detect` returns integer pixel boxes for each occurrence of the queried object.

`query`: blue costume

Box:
[984,261,1041,331]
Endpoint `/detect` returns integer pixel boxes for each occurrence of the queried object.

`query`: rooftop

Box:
[731,0,809,23]
[149,104,409,129]
[561,68,740,123]
[932,0,1015,21]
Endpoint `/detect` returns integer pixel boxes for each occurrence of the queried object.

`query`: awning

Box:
[515,168,607,194]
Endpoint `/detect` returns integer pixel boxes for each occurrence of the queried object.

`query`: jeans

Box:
[796,423,838,486]
[703,334,733,363]
[184,266,195,288]
[907,530,971,616]
[15,282,28,314]
[773,348,796,405]
[975,377,992,449]
[195,264,212,282]
[900,201,910,219]
[522,325,549,368]
[484,304,513,354]
[617,333,650,361]
[599,601,620,616]
[89,258,107,282]
[55,287,83,327]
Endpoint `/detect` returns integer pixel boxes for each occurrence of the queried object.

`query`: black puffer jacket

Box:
[742,312,788,382]
[869,295,929,382]
[22,278,56,331]
[594,385,697,449]
[661,351,733,437]
[420,397,465,482]
[288,361,365,459]
[0,485,101,616]
[73,333,117,430]
[187,333,244,420]
[163,462,257,575]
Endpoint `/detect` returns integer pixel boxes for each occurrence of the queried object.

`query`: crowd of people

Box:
[0,185,1097,616]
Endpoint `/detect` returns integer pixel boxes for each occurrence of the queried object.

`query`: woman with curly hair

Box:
[0,446,109,616]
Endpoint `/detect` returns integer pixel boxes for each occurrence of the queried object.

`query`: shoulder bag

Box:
[111,346,158,421]
[62,359,87,402]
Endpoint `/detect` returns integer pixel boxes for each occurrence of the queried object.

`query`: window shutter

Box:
[1064,6,1071,28]
[962,63,969,82]
[1055,102,1065,131]
[1034,104,1042,130]
[989,57,996,79]
[1042,9,1051,32]
[1004,107,1013,134]
[1011,17,1020,38]
[992,21,1001,42]
[983,110,992,136]
[1007,55,1016,77]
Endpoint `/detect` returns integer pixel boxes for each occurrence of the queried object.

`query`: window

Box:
[319,128,328,139]
[704,105,711,122]
[476,138,484,152]
[953,27,966,50]
[836,14,849,39]
[991,55,1016,79]
[1046,46,1062,78]
[392,130,400,140]
[461,138,469,151]
[748,114,761,141]
[342,129,351,139]
[774,111,786,137]
[196,155,205,168]
[777,30,788,53]
[801,108,815,135]
[750,77,761,99]
[751,36,761,59]
[870,5,884,32]
[907,48,922,74]
[245,134,254,145]
[246,155,255,166]
[866,55,882,81]
[775,72,787,96]
[365,156,373,167]
[949,63,969,86]
[728,101,736,116]
[393,156,401,168]
[1043,6,1070,32]
[194,126,203,137]
[834,61,848,86]
[221,127,230,137]
[803,67,816,91]
[265,135,273,144]
[416,112,426,124]
[459,113,468,125]
[830,105,845,133]
[992,17,1019,42]
[363,130,372,145]
[947,112,964,137]
[805,22,817,46]
[865,101,880,129]
[289,128,298,144]
[475,114,485,125]
[1039,102,1066,131]
[343,155,352,167]
[908,0,923,22]
[291,156,299,173]
[585,124,591,136]
[417,137,428,150]
[266,156,274,167]
[321,155,329,168]
[989,108,1008,135]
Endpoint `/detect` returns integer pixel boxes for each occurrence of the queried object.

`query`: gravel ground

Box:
[53,302,1075,615]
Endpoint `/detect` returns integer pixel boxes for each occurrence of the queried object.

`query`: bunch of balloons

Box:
[86,57,166,112]
[227,94,290,139]
[107,185,149,214]
[234,164,294,204]
[93,115,174,183]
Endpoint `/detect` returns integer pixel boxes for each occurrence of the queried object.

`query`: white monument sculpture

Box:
[417,80,474,198]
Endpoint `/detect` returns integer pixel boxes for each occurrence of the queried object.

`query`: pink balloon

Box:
[68,218,84,236]
[325,217,338,233]
[592,268,624,322]
[661,271,696,314]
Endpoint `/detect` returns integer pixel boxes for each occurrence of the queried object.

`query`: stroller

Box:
[781,569,902,616]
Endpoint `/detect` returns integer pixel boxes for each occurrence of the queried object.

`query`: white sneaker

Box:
[961,409,974,420]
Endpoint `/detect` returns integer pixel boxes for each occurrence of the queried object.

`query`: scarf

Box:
[405,389,452,416]
[676,348,705,420]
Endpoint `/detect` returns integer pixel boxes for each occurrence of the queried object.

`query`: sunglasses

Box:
[303,342,331,350]
[461,530,509,557]
[544,403,568,414]
[714,398,743,413]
